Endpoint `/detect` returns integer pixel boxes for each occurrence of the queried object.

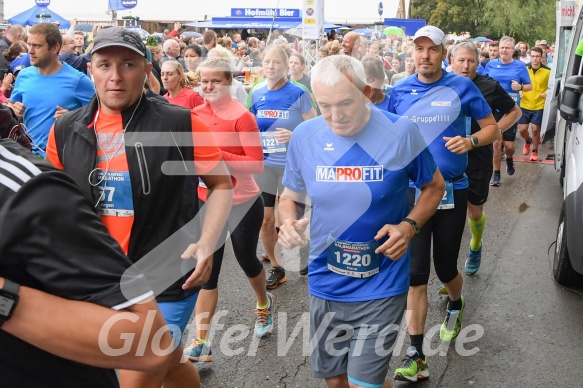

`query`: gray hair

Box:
[451,41,479,61]
[310,55,367,92]
[499,36,515,47]
[162,38,178,52]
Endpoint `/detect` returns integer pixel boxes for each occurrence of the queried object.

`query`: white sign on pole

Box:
[302,0,324,40]
[560,1,577,24]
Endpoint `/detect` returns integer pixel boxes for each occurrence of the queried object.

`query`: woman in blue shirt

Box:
[247,45,317,289]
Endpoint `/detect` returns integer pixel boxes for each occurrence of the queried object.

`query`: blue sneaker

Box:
[465,242,482,275]
[490,173,501,187]
[183,338,213,362]
[254,292,274,338]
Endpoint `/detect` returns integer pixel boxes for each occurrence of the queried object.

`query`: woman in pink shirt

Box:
[161,59,203,108]
[183,57,270,363]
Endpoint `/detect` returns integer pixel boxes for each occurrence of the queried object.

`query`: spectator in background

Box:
[249,48,263,67]
[162,59,204,109]
[184,44,203,73]
[59,35,90,74]
[390,50,415,86]
[0,25,27,80]
[233,33,242,46]
[60,34,75,54]
[540,40,550,65]
[362,55,391,110]
[2,41,28,67]
[218,37,233,51]
[245,37,259,55]
[163,22,183,40]
[162,38,186,68]
[73,31,85,55]
[518,41,530,64]
[146,42,165,93]
[288,52,312,93]
[488,41,499,61]
[201,30,217,58]
[329,42,341,56]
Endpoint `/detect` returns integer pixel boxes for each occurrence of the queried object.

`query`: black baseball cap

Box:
[92,27,147,58]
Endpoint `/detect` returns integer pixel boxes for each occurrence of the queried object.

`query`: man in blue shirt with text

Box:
[389,26,500,382]
[278,55,445,388]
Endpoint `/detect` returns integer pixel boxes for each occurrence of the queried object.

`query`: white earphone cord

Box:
[89,91,144,208]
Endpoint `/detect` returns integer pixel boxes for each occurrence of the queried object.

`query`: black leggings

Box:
[201,196,265,290]
[408,188,468,286]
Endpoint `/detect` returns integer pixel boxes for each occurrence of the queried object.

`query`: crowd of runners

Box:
[0,20,553,388]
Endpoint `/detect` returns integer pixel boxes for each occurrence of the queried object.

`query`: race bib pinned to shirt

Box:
[509,92,519,102]
[260,131,286,154]
[97,171,134,217]
[326,235,380,278]
[416,180,454,210]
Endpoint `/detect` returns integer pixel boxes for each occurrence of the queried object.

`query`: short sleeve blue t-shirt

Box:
[483,59,531,105]
[283,108,437,302]
[10,62,95,156]
[388,71,491,189]
[247,79,314,169]
[373,94,390,111]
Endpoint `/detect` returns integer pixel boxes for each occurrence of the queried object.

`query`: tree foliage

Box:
[410,0,556,44]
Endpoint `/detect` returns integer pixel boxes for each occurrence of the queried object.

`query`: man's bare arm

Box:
[1,278,173,373]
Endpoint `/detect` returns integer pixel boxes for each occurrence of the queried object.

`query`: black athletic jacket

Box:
[53,95,201,302]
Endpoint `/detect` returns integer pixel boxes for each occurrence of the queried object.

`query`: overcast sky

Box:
[5,0,408,25]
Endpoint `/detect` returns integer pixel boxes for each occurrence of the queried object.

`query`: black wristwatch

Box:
[0,279,20,327]
[403,218,420,235]
[470,135,480,148]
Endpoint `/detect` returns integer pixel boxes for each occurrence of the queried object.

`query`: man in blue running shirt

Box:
[483,36,531,186]
[278,55,445,388]
[8,23,94,157]
[389,26,500,383]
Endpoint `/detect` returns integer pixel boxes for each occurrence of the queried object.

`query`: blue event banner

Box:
[230,8,301,18]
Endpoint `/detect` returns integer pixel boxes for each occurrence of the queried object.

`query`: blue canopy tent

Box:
[8,5,70,29]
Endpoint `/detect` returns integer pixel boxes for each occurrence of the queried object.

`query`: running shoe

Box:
[465,242,482,275]
[506,159,515,175]
[438,284,448,295]
[183,338,213,362]
[490,173,501,187]
[523,138,532,155]
[266,266,286,289]
[253,292,274,338]
[299,240,310,276]
[440,295,465,342]
[394,347,429,382]
[530,151,538,162]
[261,251,270,262]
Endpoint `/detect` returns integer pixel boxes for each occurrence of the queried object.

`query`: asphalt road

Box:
[186,140,583,387]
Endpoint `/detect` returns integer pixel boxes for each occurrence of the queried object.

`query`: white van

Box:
[540,1,579,145]
[548,0,583,285]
